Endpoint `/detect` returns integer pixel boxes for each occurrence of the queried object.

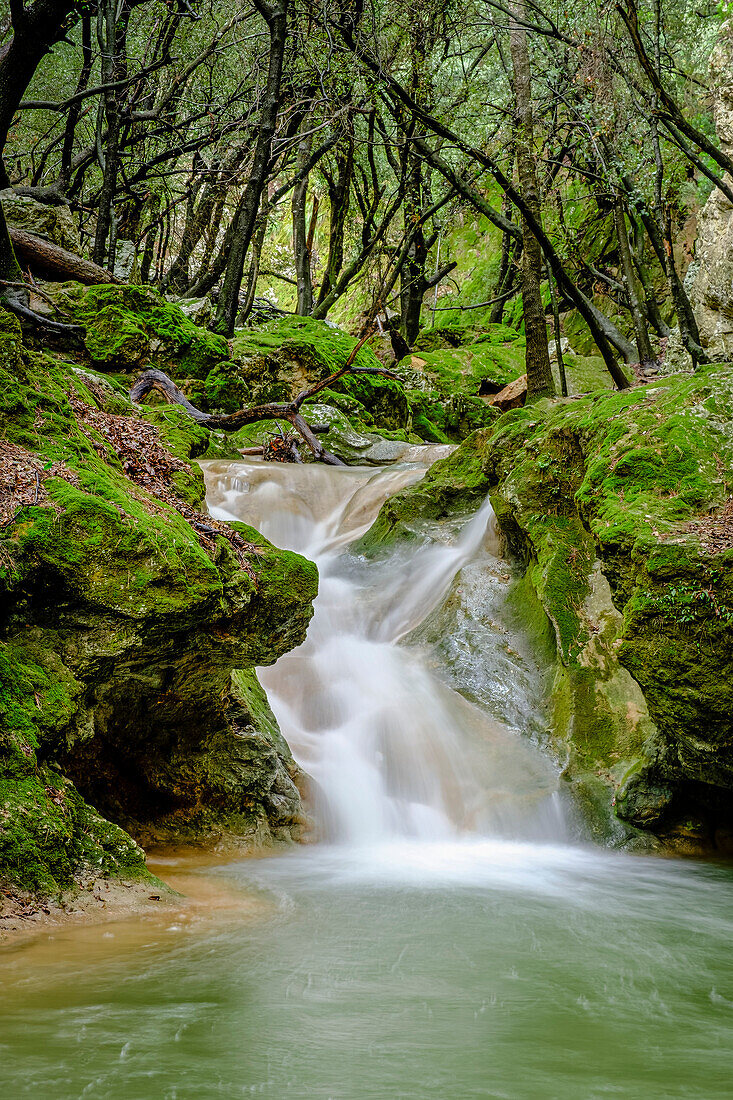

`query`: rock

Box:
[49,282,230,377]
[488,373,527,410]
[113,240,135,281]
[359,365,733,849]
[354,429,487,554]
[482,365,733,848]
[209,400,425,466]
[688,20,733,359]
[172,295,215,327]
[0,314,318,899]
[0,188,80,252]
[232,316,410,430]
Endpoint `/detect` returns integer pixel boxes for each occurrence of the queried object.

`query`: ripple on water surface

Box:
[1,840,733,1100]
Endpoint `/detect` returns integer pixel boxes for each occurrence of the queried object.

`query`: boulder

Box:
[488,373,527,410]
[0,188,80,252]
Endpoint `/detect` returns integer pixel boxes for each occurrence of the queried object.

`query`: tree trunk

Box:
[509,1,555,399]
[292,128,314,315]
[0,0,81,293]
[316,141,353,308]
[546,260,567,396]
[613,201,656,367]
[9,227,119,284]
[212,0,289,336]
[60,13,92,190]
[491,201,518,324]
[93,0,128,269]
[399,150,429,346]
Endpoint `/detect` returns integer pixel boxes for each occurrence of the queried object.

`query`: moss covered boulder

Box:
[402,322,526,398]
[0,310,318,902]
[232,315,410,430]
[50,282,232,379]
[484,367,733,848]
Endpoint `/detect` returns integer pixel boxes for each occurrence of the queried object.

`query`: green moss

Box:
[481,365,733,842]
[51,282,229,376]
[232,315,410,429]
[407,389,499,444]
[401,330,526,397]
[0,325,319,897]
[355,429,489,554]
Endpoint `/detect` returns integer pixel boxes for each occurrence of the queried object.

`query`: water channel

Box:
[2,454,732,1098]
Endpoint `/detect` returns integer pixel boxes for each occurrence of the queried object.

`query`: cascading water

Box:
[203,453,567,846]
[4,455,733,1100]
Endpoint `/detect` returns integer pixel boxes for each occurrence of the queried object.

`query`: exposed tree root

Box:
[0,281,85,339]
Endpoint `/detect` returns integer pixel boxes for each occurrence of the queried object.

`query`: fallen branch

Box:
[8,227,120,285]
[131,330,400,465]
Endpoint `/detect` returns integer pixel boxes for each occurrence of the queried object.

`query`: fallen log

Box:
[9,227,119,285]
[131,329,401,465]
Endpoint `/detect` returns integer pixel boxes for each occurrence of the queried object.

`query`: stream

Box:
[2,453,733,1099]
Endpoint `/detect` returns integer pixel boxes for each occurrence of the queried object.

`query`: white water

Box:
[203,454,566,847]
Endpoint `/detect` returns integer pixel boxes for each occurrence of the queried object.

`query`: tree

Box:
[508,0,555,398]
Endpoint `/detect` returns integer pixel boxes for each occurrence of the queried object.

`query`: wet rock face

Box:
[0,313,318,897]
[482,371,733,850]
[689,21,733,359]
[360,370,733,851]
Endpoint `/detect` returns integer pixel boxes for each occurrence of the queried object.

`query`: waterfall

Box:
[203,455,567,846]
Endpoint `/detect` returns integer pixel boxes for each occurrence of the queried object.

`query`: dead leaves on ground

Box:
[1,392,260,582]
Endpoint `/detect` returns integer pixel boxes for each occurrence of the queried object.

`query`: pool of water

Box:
[2,840,732,1099]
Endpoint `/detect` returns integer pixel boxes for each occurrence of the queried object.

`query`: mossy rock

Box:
[0,321,318,899]
[407,389,499,443]
[355,429,488,554]
[50,282,229,376]
[483,366,733,846]
[232,316,410,429]
[401,325,526,398]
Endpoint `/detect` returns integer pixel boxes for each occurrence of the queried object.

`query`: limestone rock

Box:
[0,188,80,253]
[688,20,733,358]
[488,373,527,411]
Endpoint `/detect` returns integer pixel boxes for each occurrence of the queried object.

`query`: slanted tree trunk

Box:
[613,200,657,369]
[509,0,555,399]
[213,0,289,336]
